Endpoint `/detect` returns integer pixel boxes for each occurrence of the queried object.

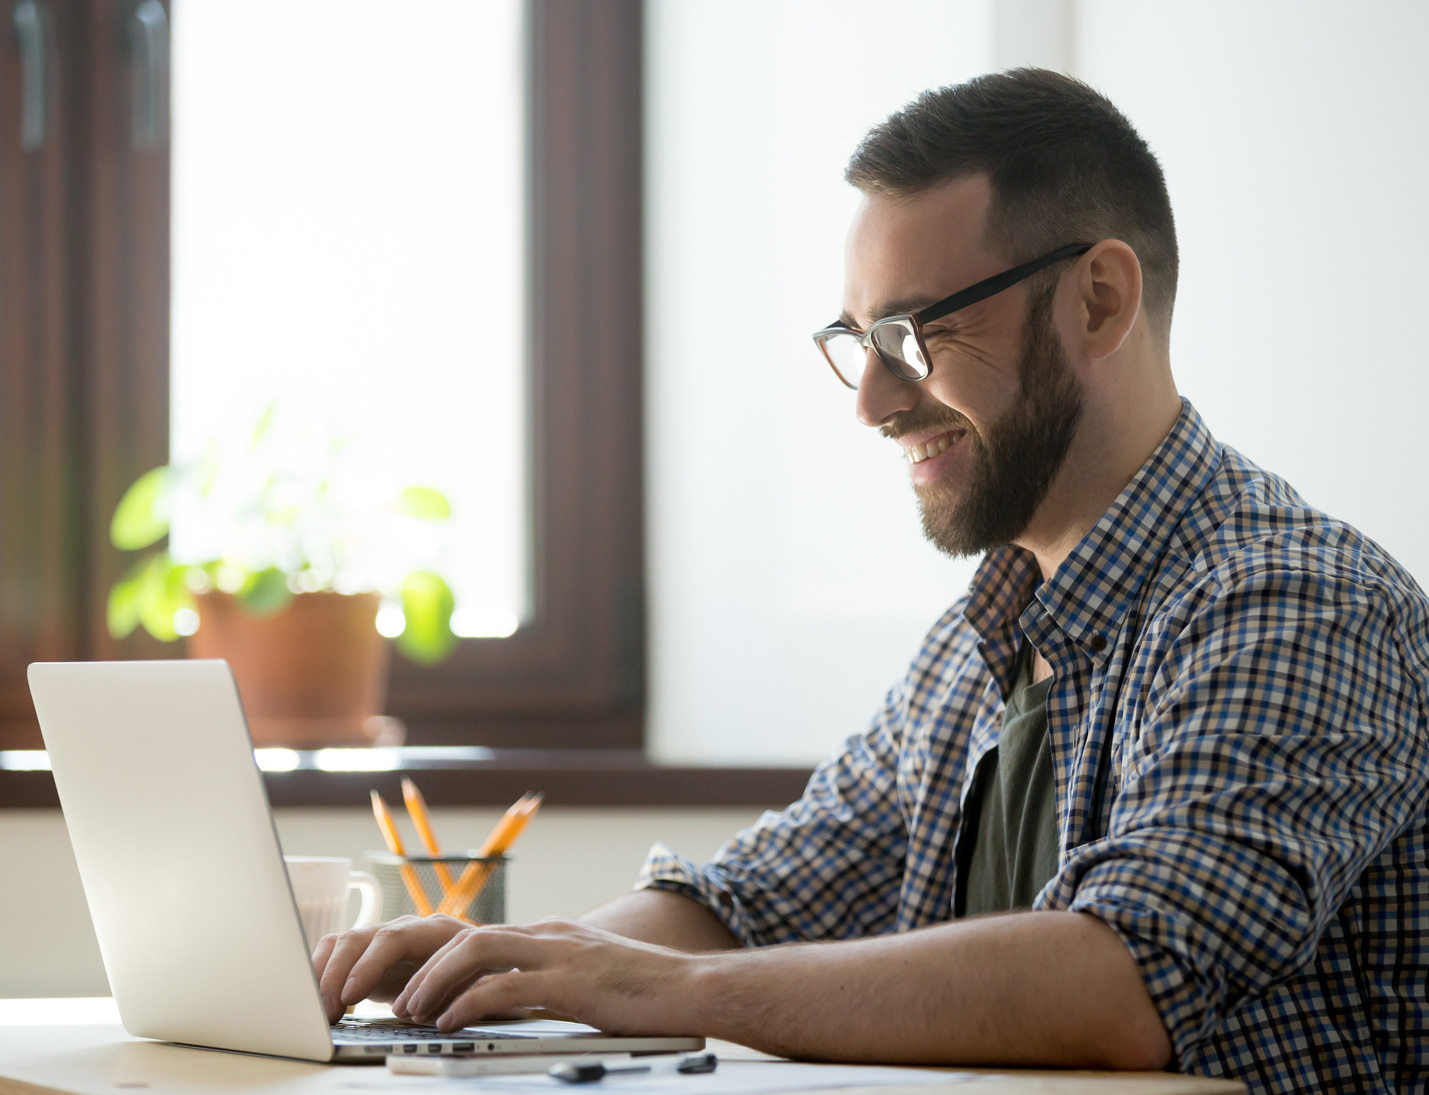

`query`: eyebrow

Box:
[835,296,946,331]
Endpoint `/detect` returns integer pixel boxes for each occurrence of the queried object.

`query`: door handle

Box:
[13,0,48,150]
[129,0,168,149]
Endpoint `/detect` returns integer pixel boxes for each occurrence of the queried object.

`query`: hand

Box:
[393,917,699,1034]
[312,914,468,1024]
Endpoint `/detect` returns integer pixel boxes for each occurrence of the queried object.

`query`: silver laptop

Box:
[28,659,704,1063]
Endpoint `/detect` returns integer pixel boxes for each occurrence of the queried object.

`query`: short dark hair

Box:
[846,69,1178,326]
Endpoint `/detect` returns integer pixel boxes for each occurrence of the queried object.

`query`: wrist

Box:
[669,948,727,1039]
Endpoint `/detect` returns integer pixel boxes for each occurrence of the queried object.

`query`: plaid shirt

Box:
[640,401,1429,1093]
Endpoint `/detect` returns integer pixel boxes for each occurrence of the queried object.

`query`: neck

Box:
[1017,369,1182,583]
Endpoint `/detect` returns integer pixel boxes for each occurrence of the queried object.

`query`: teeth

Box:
[904,433,958,464]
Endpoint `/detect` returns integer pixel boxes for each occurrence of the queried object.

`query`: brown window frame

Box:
[0,0,647,753]
[387,0,647,750]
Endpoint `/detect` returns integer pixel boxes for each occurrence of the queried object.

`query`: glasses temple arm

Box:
[917,242,1093,324]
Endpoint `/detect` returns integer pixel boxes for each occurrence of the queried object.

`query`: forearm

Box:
[581,888,741,952]
[682,911,1170,1069]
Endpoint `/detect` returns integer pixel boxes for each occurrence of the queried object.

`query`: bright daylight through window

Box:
[170,0,528,643]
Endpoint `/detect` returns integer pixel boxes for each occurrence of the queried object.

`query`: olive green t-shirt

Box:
[956,647,1058,916]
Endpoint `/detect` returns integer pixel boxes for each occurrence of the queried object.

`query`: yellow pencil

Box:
[436,792,543,918]
[401,778,455,891]
[370,790,434,917]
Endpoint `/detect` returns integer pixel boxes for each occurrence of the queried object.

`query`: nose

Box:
[855,347,919,428]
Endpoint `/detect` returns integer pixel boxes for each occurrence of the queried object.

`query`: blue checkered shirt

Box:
[639,401,1429,1093]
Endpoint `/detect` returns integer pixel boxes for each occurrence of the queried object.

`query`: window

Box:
[0,0,647,753]
[171,0,530,640]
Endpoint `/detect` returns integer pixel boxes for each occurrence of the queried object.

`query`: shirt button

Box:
[717,891,734,911]
[1090,634,1108,653]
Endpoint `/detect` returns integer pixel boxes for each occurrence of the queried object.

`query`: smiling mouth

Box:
[903,430,966,464]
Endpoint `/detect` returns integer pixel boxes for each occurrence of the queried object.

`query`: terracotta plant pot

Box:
[186,590,402,749]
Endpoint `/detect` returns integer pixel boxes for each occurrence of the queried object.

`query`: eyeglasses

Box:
[811,242,1093,390]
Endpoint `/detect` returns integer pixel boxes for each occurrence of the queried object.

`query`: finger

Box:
[311,931,337,976]
[391,926,482,1017]
[404,927,545,1024]
[437,969,549,1032]
[318,925,382,1016]
[332,916,460,1009]
[399,928,501,1023]
[311,933,342,1021]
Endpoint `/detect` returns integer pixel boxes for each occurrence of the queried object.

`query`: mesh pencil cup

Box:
[365,852,508,924]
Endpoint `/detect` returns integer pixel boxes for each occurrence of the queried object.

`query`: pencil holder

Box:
[365,852,508,925]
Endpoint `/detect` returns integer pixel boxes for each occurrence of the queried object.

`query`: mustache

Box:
[880,406,975,442]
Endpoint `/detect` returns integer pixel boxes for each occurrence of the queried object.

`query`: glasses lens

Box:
[870,319,929,381]
[817,330,867,389]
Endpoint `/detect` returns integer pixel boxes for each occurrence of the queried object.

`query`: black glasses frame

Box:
[812,242,1094,389]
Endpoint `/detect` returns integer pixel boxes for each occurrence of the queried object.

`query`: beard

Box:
[893,285,1084,558]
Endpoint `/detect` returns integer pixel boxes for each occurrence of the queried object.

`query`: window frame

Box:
[385,0,647,750]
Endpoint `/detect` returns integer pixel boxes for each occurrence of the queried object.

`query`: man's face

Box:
[841,176,1083,557]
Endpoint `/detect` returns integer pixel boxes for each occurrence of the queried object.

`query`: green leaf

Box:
[396,570,457,664]
[135,553,191,642]
[239,567,293,616]
[197,455,219,499]
[393,486,452,521]
[110,466,173,550]
[106,561,147,639]
[250,400,278,449]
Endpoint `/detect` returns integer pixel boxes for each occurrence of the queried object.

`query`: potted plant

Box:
[106,407,460,748]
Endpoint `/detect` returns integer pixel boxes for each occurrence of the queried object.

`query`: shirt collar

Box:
[964,399,1221,690]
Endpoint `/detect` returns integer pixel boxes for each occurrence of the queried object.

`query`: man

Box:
[313,70,1429,1092]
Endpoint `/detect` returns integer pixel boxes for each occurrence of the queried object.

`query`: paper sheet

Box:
[342,1058,989,1094]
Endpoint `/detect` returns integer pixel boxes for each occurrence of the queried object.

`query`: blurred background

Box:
[2,0,1427,995]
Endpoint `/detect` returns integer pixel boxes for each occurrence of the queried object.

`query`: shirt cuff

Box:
[636,842,752,944]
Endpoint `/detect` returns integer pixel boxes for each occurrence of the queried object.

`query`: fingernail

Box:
[322,994,335,1019]
[341,978,357,1002]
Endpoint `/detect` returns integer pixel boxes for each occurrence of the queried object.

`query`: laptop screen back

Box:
[29,660,335,1062]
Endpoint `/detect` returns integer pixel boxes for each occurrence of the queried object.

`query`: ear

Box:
[1067,239,1142,360]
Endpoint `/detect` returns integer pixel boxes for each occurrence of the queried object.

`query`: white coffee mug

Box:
[284,856,382,949]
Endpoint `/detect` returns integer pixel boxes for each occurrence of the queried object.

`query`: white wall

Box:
[646,0,1429,767]
[0,807,759,998]
[644,0,995,766]
[1075,0,1429,583]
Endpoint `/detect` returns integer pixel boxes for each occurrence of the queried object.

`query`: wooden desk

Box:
[0,1002,1244,1095]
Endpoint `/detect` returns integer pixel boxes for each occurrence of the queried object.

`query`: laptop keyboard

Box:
[335,1019,539,1043]
[336,1023,451,1042]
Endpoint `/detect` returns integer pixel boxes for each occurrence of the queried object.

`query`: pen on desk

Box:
[550,1051,718,1084]
[370,790,434,916]
[401,777,455,890]
[435,791,543,918]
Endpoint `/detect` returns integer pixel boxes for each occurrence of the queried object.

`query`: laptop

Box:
[28,659,705,1063]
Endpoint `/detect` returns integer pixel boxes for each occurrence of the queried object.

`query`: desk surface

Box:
[0,1001,1243,1095]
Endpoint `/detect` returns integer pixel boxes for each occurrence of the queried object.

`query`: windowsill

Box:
[0,749,814,809]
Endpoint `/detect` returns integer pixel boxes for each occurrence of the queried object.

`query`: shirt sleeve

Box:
[1041,562,1429,1067]
[636,677,914,947]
